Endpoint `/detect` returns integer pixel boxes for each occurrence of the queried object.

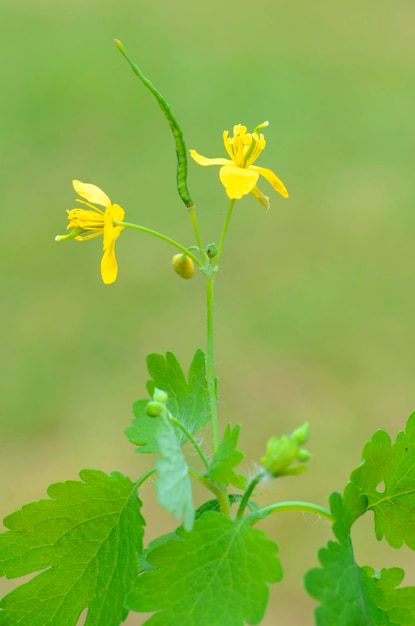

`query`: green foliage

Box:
[305,414,415,625]
[3,35,415,626]
[350,412,415,549]
[126,349,209,453]
[0,470,144,626]
[156,416,194,531]
[306,540,415,626]
[205,423,247,489]
[125,511,282,625]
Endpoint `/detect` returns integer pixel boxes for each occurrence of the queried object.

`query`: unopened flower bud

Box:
[146,401,164,418]
[261,424,312,478]
[205,243,218,259]
[292,422,310,445]
[172,254,195,279]
[153,388,168,404]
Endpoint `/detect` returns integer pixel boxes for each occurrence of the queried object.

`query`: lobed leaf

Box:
[350,412,415,549]
[156,416,194,531]
[205,423,247,489]
[0,470,144,626]
[305,541,415,626]
[305,483,415,624]
[126,349,209,453]
[125,511,282,625]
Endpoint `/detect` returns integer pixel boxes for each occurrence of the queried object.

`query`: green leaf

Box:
[0,470,144,626]
[205,423,247,489]
[350,412,415,549]
[305,491,415,625]
[305,543,415,625]
[156,416,194,531]
[126,349,209,453]
[125,511,282,625]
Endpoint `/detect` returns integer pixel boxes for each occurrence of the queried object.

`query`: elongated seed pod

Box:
[115,40,194,209]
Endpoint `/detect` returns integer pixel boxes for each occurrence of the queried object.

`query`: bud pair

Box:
[146,388,169,418]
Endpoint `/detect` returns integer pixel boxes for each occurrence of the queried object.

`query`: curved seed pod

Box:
[115,40,194,209]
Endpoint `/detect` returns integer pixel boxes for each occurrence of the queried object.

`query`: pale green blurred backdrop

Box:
[1,0,415,624]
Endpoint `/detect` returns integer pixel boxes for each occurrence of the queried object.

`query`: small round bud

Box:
[153,388,168,404]
[146,401,164,418]
[172,254,195,279]
[292,422,310,445]
[205,243,218,259]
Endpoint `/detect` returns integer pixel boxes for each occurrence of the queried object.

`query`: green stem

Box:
[168,413,210,470]
[236,471,266,519]
[206,273,219,450]
[135,467,158,489]
[215,199,235,265]
[188,469,231,516]
[188,206,208,263]
[246,501,333,525]
[114,220,202,267]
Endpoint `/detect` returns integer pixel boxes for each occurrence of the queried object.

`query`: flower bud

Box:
[205,243,218,259]
[153,388,168,404]
[261,424,311,478]
[172,254,195,279]
[146,401,165,418]
[292,422,310,445]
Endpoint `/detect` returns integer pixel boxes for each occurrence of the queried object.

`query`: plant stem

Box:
[188,469,231,516]
[188,206,208,263]
[246,500,333,525]
[236,471,266,519]
[114,220,202,267]
[204,199,236,452]
[206,272,219,450]
[168,413,210,470]
[135,467,158,489]
[215,199,235,265]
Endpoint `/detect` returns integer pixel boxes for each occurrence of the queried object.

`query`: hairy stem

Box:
[246,500,333,525]
[135,467,158,489]
[188,206,209,263]
[114,220,202,267]
[188,469,231,516]
[215,199,235,264]
[168,413,210,470]
[236,471,266,519]
[206,273,219,450]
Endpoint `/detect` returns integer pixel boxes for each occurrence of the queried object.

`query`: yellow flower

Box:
[189,122,288,209]
[55,180,125,284]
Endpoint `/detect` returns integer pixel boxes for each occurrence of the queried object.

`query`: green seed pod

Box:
[172,254,195,279]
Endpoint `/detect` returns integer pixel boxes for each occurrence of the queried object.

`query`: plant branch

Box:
[246,500,334,525]
[114,220,202,267]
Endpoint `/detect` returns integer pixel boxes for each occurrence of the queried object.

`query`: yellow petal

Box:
[189,150,230,167]
[251,166,289,198]
[100,238,118,284]
[111,203,125,223]
[103,204,124,250]
[250,186,270,210]
[219,165,259,199]
[72,180,111,208]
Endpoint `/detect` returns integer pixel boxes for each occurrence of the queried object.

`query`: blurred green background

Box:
[1,0,415,623]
